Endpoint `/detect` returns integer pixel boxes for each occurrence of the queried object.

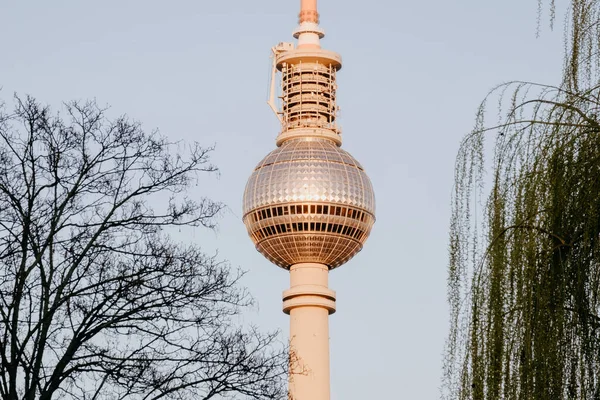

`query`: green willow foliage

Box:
[443,1,600,399]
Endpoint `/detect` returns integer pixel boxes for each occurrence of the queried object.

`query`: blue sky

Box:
[1,1,565,398]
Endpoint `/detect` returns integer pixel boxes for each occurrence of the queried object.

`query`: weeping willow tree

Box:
[443,1,600,399]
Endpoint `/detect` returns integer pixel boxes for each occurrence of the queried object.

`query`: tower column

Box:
[283,263,336,400]
[299,0,319,23]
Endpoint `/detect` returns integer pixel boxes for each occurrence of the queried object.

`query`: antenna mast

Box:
[266,0,343,147]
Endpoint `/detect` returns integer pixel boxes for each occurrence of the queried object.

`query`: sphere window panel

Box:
[243,137,375,269]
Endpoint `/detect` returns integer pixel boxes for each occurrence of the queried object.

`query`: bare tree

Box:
[0,96,287,400]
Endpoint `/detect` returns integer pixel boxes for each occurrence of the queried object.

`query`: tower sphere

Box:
[242,137,375,269]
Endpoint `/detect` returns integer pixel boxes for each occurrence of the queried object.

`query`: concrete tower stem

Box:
[300,0,319,23]
[242,1,376,399]
[284,263,335,400]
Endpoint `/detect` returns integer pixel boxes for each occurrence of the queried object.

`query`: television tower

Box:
[242,1,375,399]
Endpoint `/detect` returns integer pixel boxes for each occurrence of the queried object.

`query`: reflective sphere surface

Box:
[243,137,375,269]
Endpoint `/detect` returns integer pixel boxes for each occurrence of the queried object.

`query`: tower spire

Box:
[299,0,319,23]
[266,0,342,147]
[296,0,322,49]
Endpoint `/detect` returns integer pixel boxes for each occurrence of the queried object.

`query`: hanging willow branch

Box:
[443,1,600,399]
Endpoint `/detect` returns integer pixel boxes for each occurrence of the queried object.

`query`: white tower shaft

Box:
[296,0,323,50]
[283,263,336,400]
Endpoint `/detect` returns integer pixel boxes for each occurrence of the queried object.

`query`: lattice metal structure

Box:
[281,62,339,133]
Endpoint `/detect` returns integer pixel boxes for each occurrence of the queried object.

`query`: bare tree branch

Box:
[0,96,287,400]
